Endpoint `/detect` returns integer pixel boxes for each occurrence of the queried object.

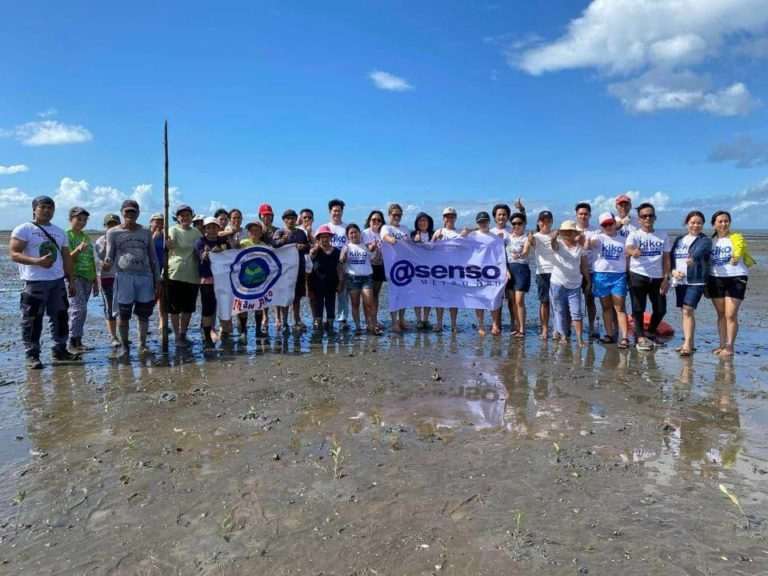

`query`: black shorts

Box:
[200,284,217,317]
[169,280,199,314]
[294,272,307,299]
[372,264,386,283]
[706,275,748,300]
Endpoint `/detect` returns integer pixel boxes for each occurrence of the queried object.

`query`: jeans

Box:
[68,276,93,338]
[20,279,69,355]
[550,283,582,337]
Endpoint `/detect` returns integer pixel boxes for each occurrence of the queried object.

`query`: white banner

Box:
[210,245,299,317]
[381,236,506,311]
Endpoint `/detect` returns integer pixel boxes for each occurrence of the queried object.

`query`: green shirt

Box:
[168,226,201,284]
[66,228,96,281]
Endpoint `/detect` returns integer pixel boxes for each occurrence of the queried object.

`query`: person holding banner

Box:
[272,209,309,333]
[196,217,231,349]
[530,210,556,340]
[325,199,350,330]
[236,221,269,342]
[382,203,411,332]
[310,225,343,332]
[432,207,468,333]
[300,208,317,325]
[468,211,502,336]
[410,212,435,330]
[341,223,379,334]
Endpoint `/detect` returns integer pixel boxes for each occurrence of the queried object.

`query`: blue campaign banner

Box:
[381,235,506,311]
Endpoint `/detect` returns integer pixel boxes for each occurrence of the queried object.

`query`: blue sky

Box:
[2,0,768,230]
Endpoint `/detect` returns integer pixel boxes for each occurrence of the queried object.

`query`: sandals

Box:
[599,335,615,344]
[618,338,630,349]
[679,349,693,357]
[512,330,525,339]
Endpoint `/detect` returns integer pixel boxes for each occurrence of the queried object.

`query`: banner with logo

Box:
[210,245,299,317]
[381,236,506,311]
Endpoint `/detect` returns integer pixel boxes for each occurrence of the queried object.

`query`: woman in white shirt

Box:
[362,210,386,333]
[410,212,435,329]
[341,224,379,334]
[432,207,469,332]
[529,210,556,340]
[382,203,411,332]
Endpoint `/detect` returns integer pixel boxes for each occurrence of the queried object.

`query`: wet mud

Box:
[0,235,767,575]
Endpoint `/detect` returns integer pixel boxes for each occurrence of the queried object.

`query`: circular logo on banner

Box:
[389,260,415,287]
[230,247,283,300]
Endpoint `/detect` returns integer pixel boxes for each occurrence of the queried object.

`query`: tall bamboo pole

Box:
[162,121,170,352]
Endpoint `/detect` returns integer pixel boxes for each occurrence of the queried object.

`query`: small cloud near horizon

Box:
[0,164,29,175]
[1,120,93,146]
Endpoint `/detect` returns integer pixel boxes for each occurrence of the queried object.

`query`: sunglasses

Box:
[511,221,524,226]
[638,213,656,219]
[600,221,615,227]
[370,217,382,222]
[391,213,402,217]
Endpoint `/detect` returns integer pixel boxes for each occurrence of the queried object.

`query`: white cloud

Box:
[369,70,414,92]
[0,187,34,209]
[0,164,29,175]
[37,107,58,118]
[582,190,671,215]
[54,178,124,212]
[2,120,93,146]
[510,0,767,116]
[133,183,183,214]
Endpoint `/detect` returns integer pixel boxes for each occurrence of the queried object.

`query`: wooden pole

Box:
[162,121,170,353]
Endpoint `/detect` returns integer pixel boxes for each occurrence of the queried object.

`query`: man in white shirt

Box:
[575,202,599,338]
[615,194,639,238]
[325,198,350,329]
[9,196,80,368]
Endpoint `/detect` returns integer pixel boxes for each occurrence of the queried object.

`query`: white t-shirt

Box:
[626,229,670,278]
[342,242,373,276]
[532,232,555,274]
[468,230,494,239]
[325,221,348,250]
[434,227,461,240]
[505,234,529,265]
[490,227,510,241]
[11,221,67,281]
[361,228,383,265]
[672,234,698,285]
[551,239,584,289]
[580,225,599,270]
[711,236,749,278]
[412,231,432,243]
[592,233,627,274]
[382,224,410,241]
[618,215,639,238]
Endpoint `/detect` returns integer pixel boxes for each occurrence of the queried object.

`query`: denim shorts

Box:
[592,272,628,298]
[675,284,706,309]
[506,263,531,293]
[345,274,373,292]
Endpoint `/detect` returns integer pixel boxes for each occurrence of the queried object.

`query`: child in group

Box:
[196,217,231,349]
[66,207,98,351]
[236,221,269,342]
[310,225,343,332]
[469,211,502,336]
[410,212,435,329]
[341,223,379,334]
[95,213,122,347]
[432,207,469,332]
[549,220,591,346]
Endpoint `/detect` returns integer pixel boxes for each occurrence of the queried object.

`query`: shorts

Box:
[506,263,531,293]
[200,284,217,317]
[536,273,551,302]
[706,275,748,300]
[294,270,307,299]
[675,284,706,309]
[115,273,156,306]
[100,277,116,320]
[169,280,199,314]
[592,272,628,298]
[372,264,386,283]
[344,274,373,292]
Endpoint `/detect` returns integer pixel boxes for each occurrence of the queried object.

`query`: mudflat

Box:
[0,236,766,575]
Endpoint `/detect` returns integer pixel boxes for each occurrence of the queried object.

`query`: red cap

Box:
[258,203,274,216]
[615,194,632,205]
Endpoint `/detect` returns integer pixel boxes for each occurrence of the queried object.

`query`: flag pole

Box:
[162,120,170,353]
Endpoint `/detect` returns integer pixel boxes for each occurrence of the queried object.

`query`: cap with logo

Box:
[537,210,553,221]
[475,211,491,223]
[442,207,457,216]
[259,204,274,216]
[103,213,121,226]
[615,194,632,205]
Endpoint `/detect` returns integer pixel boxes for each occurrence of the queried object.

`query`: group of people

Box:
[9,193,754,368]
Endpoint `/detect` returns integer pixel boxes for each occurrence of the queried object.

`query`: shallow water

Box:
[0,232,766,574]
